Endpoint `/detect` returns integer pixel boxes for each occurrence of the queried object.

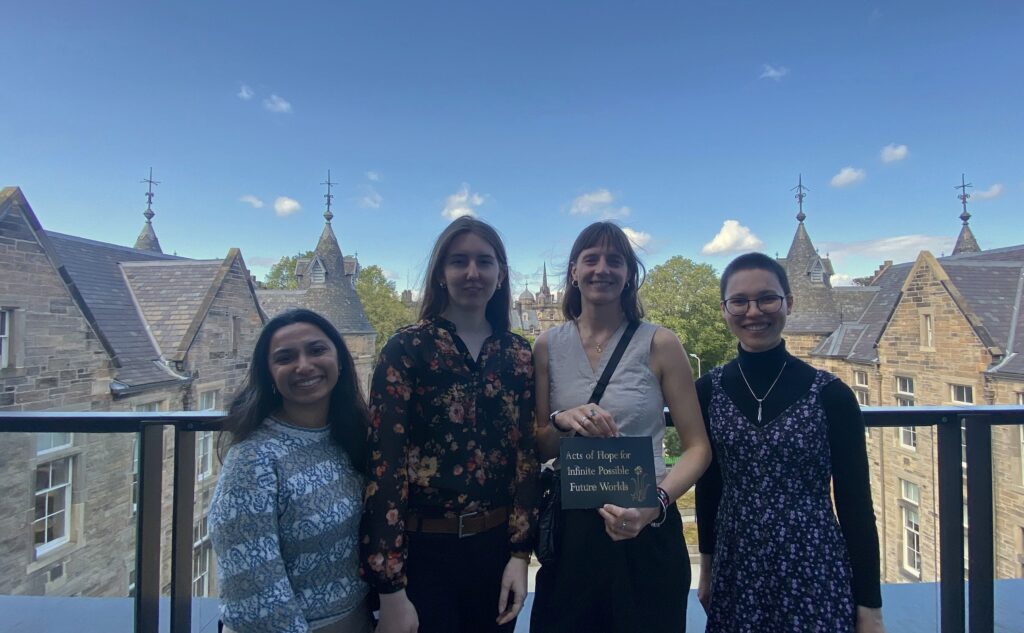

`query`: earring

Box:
[271,384,277,395]
[571,280,579,288]
[497,282,502,289]
[624,282,630,290]
[439,282,447,289]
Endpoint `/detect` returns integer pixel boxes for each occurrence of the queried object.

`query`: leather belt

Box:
[406,507,509,538]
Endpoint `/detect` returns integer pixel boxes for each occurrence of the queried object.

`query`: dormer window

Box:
[311,260,326,285]
[810,260,824,284]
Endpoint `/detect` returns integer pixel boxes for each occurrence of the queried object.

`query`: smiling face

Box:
[570,243,628,307]
[267,322,339,418]
[439,231,504,314]
[721,267,793,353]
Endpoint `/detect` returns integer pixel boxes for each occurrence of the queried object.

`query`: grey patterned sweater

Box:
[209,417,368,633]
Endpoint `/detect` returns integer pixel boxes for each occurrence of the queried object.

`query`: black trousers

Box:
[405,523,517,633]
[530,505,690,633]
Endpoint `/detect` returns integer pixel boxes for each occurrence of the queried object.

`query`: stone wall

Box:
[794,257,1024,584]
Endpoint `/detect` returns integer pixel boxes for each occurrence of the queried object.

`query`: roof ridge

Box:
[45,230,184,259]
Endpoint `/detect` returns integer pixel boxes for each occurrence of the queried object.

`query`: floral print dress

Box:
[360,317,538,593]
[705,367,856,632]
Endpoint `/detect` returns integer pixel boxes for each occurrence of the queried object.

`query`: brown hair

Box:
[419,216,512,332]
[561,221,645,323]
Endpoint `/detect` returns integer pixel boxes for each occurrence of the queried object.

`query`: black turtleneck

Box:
[694,340,882,609]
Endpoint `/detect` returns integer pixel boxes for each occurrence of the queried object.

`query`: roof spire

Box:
[955,173,973,225]
[321,169,336,223]
[792,174,808,223]
[952,173,981,255]
[134,168,163,253]
[142,167,159,222]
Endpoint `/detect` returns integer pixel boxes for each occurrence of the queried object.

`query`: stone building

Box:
[512,263,565,335]
[0,186,264,599]
[256,204,375,393]
[775,191,1024,583]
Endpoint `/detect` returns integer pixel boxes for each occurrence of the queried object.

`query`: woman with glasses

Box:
[694,252,884,632]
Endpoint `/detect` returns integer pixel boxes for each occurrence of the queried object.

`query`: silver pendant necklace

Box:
[737,361,788,423]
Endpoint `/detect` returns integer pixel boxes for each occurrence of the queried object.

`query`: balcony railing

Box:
[1,405,1023,633]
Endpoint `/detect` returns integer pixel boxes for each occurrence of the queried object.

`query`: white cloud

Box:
[238,84,254,100]
[759,64,789,81]
[568,188,630,219]
[442,183,485,219]
[359,190,383,209]
[974,184,1004,200]
[274,196,301,217]
[880,143,908,163]
[263,94,292,113]
[830,273,854,286]
[622,227,652,249]
[820,234,955,263]
[830,166,866,187]
[701,220,765,255]
[366,171,381,182]
[239,194,264,209]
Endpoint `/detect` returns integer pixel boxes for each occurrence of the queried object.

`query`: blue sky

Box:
[2,1,1021,293]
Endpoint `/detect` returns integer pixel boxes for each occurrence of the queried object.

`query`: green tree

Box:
[262,250,315,289]
[639,256,735,375]
[355,265,415,355]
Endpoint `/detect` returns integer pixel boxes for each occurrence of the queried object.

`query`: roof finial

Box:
[321,169,336,223]
[792,174,808,223]
[955,173,973,225]
[141,167,160,222]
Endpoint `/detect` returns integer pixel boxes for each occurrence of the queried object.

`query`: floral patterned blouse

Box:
[360,316,539,593]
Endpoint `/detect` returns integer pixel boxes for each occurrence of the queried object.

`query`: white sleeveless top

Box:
[546,320,667,480]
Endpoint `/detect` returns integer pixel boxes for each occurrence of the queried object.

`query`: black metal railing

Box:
[1,405,1023,633]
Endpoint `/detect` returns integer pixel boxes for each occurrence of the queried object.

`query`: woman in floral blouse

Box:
[360,216,538,633]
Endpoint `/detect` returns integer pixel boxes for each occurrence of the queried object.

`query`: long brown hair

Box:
[217,309,369,474]
[561,221,645,323]
[418,216,512,332]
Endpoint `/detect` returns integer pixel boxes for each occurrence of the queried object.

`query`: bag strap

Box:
[587,320,640,405]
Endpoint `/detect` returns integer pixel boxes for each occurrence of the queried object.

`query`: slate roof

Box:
[121,259,226,361]
[43,231,186,389]
[833,286,878,323]
[781,221,840,334]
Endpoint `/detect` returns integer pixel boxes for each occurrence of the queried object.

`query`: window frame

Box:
[0,308,10,368]
[196,389,219,480]
[950,384,974,405]
[920,311,935,349]
[33,456,73,557]
[192,514,212,597]
[900,479,922,576]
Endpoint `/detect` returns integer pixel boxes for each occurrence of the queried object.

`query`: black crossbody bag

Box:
[535,320,640,565]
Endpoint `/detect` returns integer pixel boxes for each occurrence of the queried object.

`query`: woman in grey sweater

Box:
[209,309,374,633]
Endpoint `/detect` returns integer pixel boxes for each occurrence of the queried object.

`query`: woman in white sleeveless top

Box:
[531,221,711,633]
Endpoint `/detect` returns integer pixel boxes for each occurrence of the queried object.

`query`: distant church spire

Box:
[540,263,550,294]
[952,173,981,255]
[321,169,336,223]
[134,167,163,253]
[792,174,809,223]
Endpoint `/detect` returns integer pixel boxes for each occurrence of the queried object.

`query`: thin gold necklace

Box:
[576,319,619,353]
[737,361,788,423]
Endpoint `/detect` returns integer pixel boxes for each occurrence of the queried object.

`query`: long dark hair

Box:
[217,308,369,474]
[561,221,645,323]
[418,216,512,332]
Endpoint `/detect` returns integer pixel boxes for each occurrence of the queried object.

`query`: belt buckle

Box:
[458,511,481,538]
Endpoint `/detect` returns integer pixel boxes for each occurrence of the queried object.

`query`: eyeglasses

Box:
[722,295,787,316]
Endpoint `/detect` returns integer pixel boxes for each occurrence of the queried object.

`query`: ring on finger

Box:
[621,520,628,529]
[590,407,598,417]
